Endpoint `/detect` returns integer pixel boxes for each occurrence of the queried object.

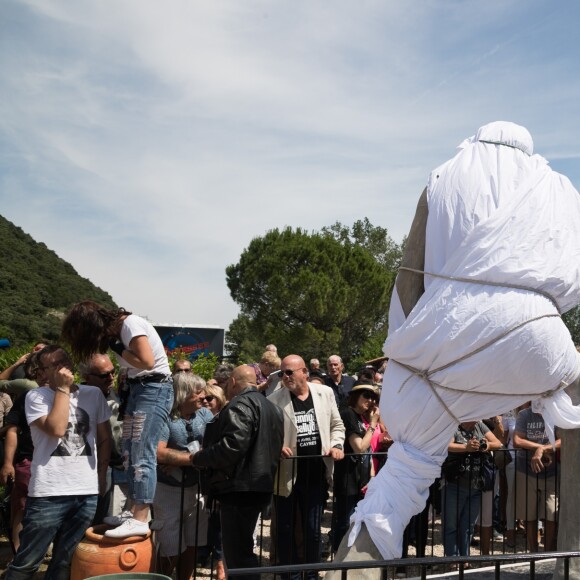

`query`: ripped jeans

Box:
[122,379,174,504]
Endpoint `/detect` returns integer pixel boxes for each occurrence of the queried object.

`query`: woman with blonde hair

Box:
[199,384,226,415]
[197,381,227,579]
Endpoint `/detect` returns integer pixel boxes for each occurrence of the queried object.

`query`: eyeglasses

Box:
[360,391,378,401]
[174,368,192,374]
[89,369,115,379]
[277,368,305,378]
[199,396,215,403]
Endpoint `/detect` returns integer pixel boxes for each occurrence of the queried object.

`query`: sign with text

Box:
[155,325,224,360]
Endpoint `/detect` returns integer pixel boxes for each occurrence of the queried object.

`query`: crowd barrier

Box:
[158,447,562,578]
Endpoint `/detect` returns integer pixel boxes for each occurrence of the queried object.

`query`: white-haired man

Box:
[325,354,355,407]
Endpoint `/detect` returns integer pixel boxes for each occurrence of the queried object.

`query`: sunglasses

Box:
[89,369,115,379]
[277,368,305,378]
[174,369,192,374]
[359,391,378,401]
[185,421,194,442]
[199,396,215,403]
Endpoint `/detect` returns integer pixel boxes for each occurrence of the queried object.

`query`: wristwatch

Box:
[332,444,343,451]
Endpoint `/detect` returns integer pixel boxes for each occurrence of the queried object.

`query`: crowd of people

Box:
[0,302,565,579]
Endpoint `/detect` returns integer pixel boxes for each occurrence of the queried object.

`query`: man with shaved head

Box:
[192,365,283,580]
[269,354,345,579]
[78,353,125,525]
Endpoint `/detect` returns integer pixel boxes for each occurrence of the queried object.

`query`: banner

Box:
[155,326,224,360]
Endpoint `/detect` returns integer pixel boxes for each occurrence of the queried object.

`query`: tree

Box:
[225,314,265,363]
[0,214,116,346]
[563,305,580,346]
[321,218,403,271]
[226,225,400,364]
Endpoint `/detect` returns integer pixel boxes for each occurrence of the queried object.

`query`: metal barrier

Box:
[174,447,563,578]
[229,551,580,579]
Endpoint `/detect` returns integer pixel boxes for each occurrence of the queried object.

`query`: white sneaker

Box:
[104,518,149,538]
[103,510,133,527]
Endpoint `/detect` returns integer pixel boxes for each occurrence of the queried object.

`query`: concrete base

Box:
[325,523,383,580]
[553,376,580,580]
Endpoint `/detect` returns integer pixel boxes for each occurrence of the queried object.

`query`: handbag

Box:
[493,446,513,470]
[479,454,495,491]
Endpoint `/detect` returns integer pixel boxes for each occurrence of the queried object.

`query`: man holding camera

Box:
[441,420,502,559]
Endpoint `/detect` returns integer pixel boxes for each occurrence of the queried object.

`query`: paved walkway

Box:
[420,559,555,579]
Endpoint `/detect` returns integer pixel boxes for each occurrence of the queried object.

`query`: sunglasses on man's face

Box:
[277,368,305,378]
[174,368,192,374]
[199,396,215,403]
[89,369,115,379]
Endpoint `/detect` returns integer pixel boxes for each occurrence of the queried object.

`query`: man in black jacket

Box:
[192,364,283,579]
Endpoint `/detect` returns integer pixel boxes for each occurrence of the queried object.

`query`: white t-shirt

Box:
[25,385,111,497]
[117,314,170,378]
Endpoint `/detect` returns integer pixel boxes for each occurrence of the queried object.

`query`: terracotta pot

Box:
[71,524,154,580]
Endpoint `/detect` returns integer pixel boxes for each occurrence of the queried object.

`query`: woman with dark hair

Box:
[62,300,173,538]
[331,382,380,553]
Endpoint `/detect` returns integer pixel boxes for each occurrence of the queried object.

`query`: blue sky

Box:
[1,1,579,330]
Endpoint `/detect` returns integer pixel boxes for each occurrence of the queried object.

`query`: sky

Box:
[1,1,579,330]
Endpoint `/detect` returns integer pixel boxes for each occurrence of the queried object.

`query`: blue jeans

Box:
[274,480,326,580]
[442,481,481,556]
[6,495,98,580]
[122,379,174,504]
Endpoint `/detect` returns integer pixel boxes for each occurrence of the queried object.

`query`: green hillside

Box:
[0,214,117,346]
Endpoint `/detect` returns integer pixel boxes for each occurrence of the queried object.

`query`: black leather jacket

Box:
[192,387,284,497]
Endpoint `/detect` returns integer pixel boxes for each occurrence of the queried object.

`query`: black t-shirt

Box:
[292,391,324,484]
[333,407,371,496]
[5,393,34,463]
[341,407,367,453]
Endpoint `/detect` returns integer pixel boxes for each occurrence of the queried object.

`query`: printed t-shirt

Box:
[25,385,111,497]
[292,391,324,484]
[515,408,558,477]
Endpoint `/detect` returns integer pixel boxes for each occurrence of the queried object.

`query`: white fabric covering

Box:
[349,121,580,559]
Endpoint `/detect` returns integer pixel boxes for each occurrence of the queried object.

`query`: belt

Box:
[127,373,171,385]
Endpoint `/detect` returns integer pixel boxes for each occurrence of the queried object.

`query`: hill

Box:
[0,214,117,346]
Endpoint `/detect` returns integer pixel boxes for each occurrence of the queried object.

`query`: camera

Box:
[479,439,488,452]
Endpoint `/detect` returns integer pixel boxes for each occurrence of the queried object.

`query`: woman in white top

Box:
[62,300,173,538]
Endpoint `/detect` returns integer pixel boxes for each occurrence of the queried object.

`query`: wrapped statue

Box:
[330,121,580,575]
